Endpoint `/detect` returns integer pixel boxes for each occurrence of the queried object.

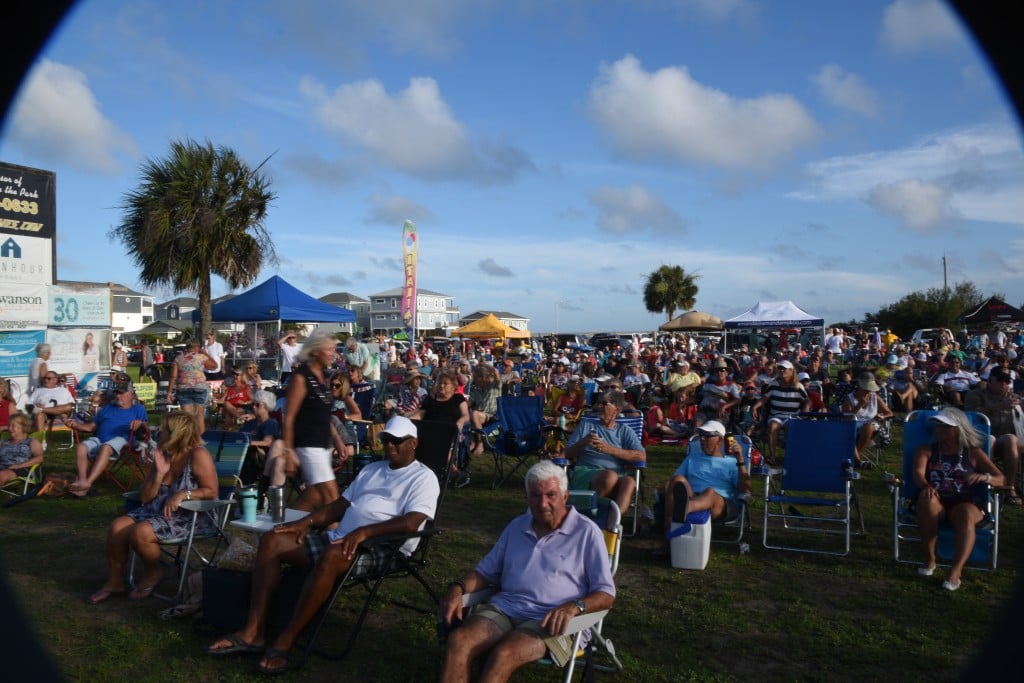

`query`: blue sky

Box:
[2,0,1023,333]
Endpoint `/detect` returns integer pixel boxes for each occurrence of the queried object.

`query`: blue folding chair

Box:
[681,433,753,544]
[762,418,864,556]
[489,395,546,489]
[575,414,647,537]
[891,410,999,570]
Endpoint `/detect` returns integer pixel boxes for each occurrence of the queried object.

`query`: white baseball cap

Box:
[382,416,417,439]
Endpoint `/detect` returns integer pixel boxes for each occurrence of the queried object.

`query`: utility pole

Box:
[942,254,948,295]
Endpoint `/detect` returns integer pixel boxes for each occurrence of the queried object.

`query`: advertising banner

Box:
[0,233,53,285]
[44,328,110,376]
[400,220,418,337]
[0,328,46,378]
[49,284,111,327]
[0,282,47,329]
[0,162,55,240]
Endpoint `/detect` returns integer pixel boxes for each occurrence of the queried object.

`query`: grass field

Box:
[1,413,1021,682]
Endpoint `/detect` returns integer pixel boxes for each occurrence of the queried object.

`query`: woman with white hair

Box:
[915,407,1004,591]
[281,329,340,510]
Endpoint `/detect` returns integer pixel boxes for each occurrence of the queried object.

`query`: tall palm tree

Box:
[643,264,699,321]
[110,139,277,339]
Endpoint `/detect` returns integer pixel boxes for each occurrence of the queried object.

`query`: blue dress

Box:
[127,461,217,541]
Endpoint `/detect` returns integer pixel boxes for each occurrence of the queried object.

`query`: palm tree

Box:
[643,264,699,321]
[110,138,277,339]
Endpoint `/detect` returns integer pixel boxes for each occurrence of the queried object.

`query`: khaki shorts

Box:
[470,603,576,668]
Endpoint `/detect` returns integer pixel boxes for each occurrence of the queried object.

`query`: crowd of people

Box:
[5,321,1023,679]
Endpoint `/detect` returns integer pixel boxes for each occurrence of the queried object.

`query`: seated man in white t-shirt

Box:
[28,371,75,432]
[205,416,440,675]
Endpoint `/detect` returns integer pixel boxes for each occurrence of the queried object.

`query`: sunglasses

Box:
[330,383,344,388]
[380,434,412,446]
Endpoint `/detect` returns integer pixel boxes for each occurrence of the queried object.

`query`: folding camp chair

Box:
[489,395,546,489]
[891,410,999,570]
[680,433,753,544]
[98,423,155,492]
[298,419,459,662]
[125,430,250,603]
[0,431,44,498]
[576,413,648,537]
[458,493,624,682]
[762,417,864,556]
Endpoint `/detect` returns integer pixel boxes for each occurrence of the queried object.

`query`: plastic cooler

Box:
[669,509,712,570]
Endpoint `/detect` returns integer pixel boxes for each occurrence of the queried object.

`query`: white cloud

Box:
[300,74,532,183]
[676,0,758,23]
[791,123,1024,225]
[879,0,963,54]
[812,64,880,117]
[868,179,957,230]
[365,195,437,226]
[6,59,137,173]
[587,55,819,170]
[588,184,688,235]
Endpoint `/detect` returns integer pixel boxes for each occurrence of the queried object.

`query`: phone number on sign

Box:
[0,197,39,214]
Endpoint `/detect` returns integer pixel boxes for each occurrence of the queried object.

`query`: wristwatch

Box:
[574,599,585,614]
[185,489,192,501]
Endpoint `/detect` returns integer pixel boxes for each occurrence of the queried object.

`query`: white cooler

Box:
[669,518,711,570]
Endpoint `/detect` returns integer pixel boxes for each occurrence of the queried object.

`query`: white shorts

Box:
[297,446,334,485]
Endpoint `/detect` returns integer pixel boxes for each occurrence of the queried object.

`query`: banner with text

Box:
[0,282,47,329]
[49,284,111,327]
[0,233,53,285]
[0,328,46,377]
[45,328,111,377]
[0,162,55,240]
[400,220,418,337]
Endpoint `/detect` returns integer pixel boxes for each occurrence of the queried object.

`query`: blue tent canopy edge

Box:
[190,275,355,323]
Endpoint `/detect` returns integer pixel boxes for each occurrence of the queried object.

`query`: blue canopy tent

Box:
[192,275,355,376]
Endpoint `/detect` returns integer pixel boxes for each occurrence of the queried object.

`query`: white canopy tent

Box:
[723,301,825,352]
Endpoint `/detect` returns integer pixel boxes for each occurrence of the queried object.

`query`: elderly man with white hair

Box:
[440,460,615,682]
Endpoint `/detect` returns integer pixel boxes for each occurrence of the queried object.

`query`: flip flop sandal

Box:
[206,634,264,656]
[258,647,294,675]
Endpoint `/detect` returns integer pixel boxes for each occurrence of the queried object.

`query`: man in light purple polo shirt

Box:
[439,461,615,682]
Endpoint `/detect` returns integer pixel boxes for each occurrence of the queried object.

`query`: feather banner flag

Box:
[400,220,418,337]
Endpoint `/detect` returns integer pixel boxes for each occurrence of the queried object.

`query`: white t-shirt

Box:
[280,342,300,372]
[326,459,440,555]
[204,341,225,374]
[30,386,75,408]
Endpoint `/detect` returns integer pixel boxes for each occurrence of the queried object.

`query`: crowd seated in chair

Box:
[27,370,75,433]
[85,411,219,604]
[0,377,17,436]
[68,385,149,497]
[410,370,470,487]
[0,413,45,491]
[692,358,742,431]
[652,420,750,560]
[204,416,440,675]
[751,360,808,464]
[439,461,615,682]
[241,390,284,488]
[964,367,1023,505]
[215,366,254,429]
[931,356,980,408]
[467,363,501,457]
[563,388,645,529]
[843,375,893,469]
[914,407,1005,591]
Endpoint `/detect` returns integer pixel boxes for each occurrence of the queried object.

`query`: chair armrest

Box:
[180,499,232,513]
[564,610,609,633]
[461,586,498,608]
[629,460,647,470]
[360,526,442,548]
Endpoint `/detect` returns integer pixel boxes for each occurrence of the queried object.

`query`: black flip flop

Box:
[206,634,264,656]
[257,647,294,675]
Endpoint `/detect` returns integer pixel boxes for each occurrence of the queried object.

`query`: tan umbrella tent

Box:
[658,310,724,332]
[455,313,531,339]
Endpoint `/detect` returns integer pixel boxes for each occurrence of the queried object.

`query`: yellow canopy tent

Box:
[455,313,530,339]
